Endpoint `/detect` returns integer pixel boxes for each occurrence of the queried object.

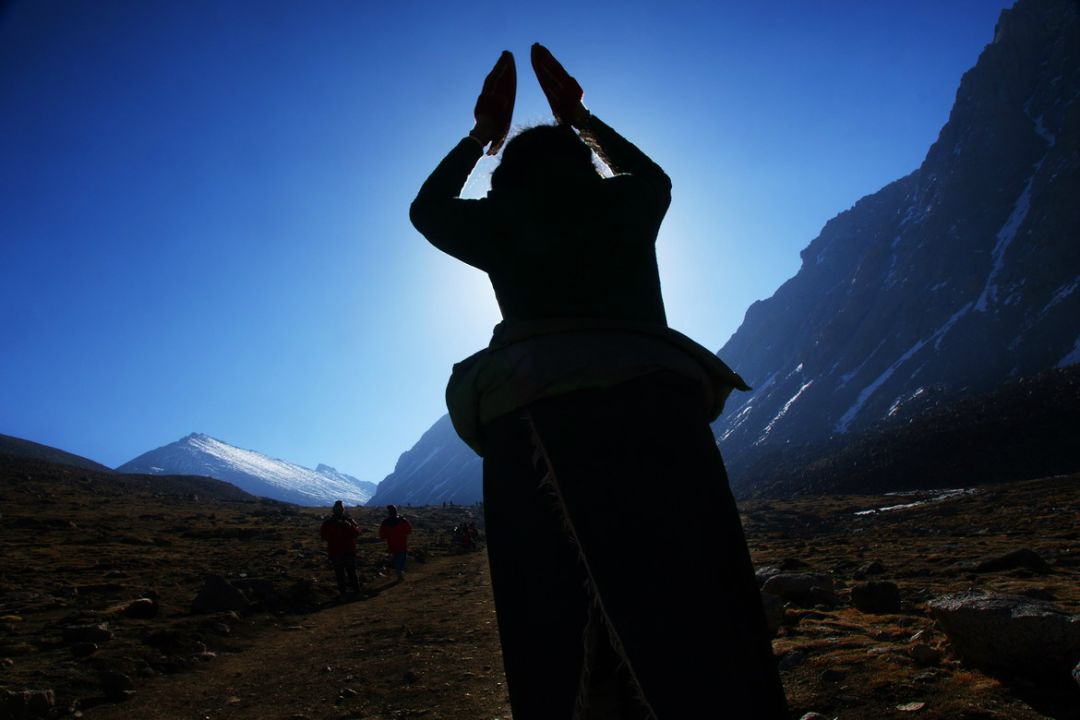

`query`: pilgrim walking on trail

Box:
[320,500,361,598]
[379,504,413,581]
[410,44,788,719]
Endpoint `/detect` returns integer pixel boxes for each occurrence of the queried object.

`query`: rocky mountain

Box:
[374,0,1080,506]
[735,364,1080,498]
[117,433,376,506]
[0,433,114,473]
[367,414,482,507]
[716,0,1080,493]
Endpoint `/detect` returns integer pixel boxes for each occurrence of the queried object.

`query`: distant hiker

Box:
[320,500,361,597]
[410,44,788,718]
[378,504,412,581]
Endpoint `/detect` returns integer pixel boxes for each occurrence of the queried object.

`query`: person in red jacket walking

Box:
[320,500,361,597]
[378,504,412,581]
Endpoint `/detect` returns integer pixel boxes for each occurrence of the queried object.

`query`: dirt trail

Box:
[84,551,512,720]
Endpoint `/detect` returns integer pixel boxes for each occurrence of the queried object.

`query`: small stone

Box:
[100,671,135,701]
[1073,660,1080,690]
[191,575,248,613]
[820,668,845,682]
[121,598,158,619]
[341,688,357,697]
[896,701,926,712]
[0,615,22,623]
[909,643,942,667]
[70,642,98,658]
[799,713,830,720]
[762,573,837,607]
[778,650,807,671]
[851,581,902,614]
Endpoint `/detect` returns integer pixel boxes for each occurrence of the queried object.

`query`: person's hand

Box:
[531,43,587,127]
[472,50,516,155]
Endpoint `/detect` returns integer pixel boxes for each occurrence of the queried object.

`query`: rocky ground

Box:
[1,454,1078,719]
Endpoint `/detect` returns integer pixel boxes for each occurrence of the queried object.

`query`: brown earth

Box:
[2,454,1078,719]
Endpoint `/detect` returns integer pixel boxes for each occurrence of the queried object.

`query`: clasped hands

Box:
[471,43,589,156]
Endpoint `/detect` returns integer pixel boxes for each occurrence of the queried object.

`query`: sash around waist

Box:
[445,318,750,456]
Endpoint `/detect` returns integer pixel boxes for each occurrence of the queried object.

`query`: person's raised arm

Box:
[530,43,670,216]
[409,52,516,269]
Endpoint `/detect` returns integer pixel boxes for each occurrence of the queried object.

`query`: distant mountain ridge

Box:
[118,433,376,507]
[714,0,1080,493]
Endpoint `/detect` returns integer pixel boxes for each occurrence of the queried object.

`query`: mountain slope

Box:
[0,433,114,473]
[117,433,376,506]
[737,364,1080,498]
[367,415,482,506]
[714,0,1080,492]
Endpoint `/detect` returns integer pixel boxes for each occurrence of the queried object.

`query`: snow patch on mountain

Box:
[975,169,1037,312]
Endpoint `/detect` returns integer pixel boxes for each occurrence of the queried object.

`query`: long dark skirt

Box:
[481,371,789,719]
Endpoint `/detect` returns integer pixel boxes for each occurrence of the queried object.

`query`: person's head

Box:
[332,500,344,516]
[489,124,599,199]
[387,504,398,518]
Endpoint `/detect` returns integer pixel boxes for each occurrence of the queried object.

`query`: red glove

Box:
[531,43,584,125]
[474,50,516,155]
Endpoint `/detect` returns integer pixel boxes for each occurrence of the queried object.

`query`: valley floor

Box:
[83,552,510,720]
[2,455,1078,719]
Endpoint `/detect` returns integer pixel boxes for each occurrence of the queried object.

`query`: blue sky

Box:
[0,0,1013,482]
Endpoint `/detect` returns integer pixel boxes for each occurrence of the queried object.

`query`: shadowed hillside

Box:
[0,435,113,474]
[734,363,1080,499]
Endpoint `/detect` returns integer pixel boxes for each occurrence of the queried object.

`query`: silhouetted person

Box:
[320,500,360,597]
[410,44,788,719]
[378,504,412,581]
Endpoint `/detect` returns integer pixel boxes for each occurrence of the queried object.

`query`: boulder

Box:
[191,575,249,613]
[851,581,902,614]
[760,591,784,637]
[928,592,1080,676]
[61,623,112,644]
[231,577,278,604]
[969,549,1050,574]
[761,573,837,607]
[755,565,782,587]
[859,560,886,576]
[1,689,55,719]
